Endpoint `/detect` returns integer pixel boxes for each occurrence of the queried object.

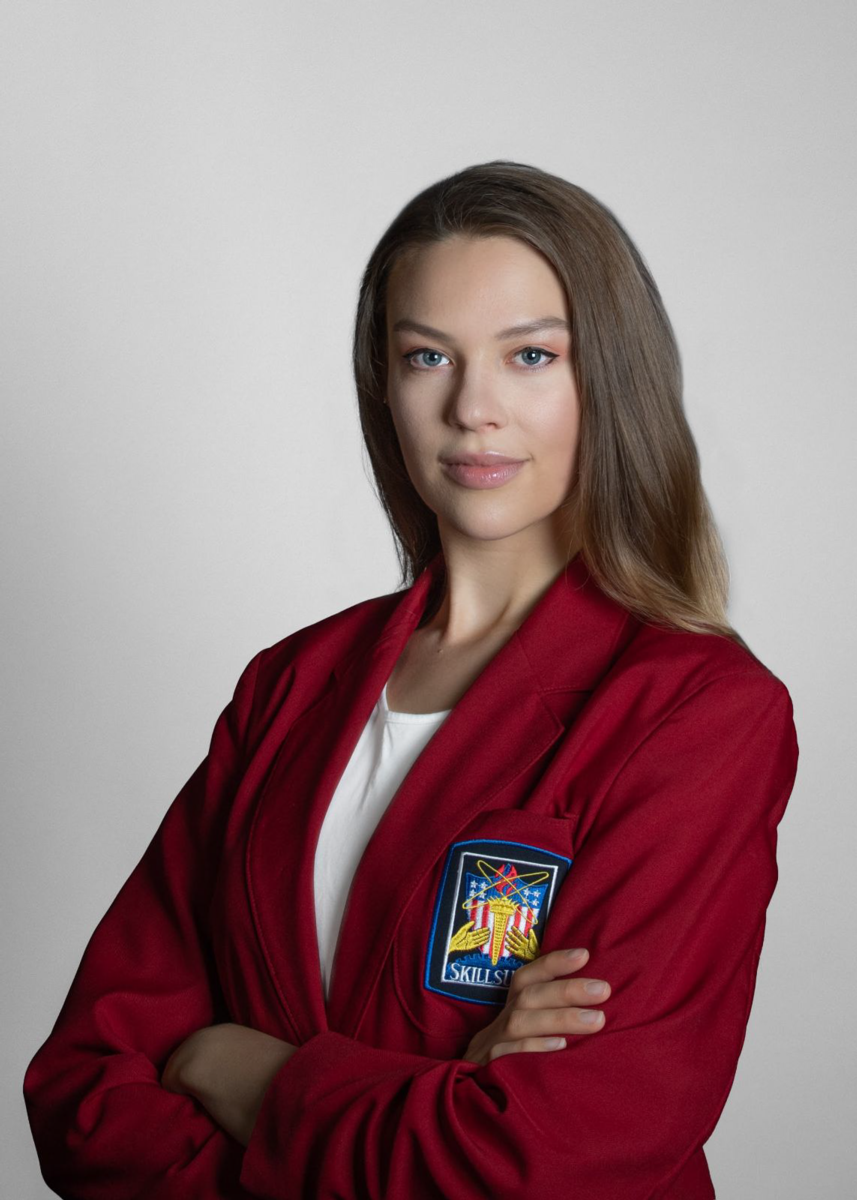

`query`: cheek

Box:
[392,405,437,461]
[389,411,439,493]
[530,395,581,460]
[528,404,581,500]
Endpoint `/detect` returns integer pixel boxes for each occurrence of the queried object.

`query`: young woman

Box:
[24,161,799,1199]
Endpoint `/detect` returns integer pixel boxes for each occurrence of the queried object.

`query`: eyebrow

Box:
[391,316,570,343]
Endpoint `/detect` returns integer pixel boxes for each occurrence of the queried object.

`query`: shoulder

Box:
[588,622,800,822]
[239,583,404,706]
[616,615,793,709]
[615,619,798,776]
[596,618,797,777]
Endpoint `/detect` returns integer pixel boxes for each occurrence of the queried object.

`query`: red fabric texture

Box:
[24,551,799,1198]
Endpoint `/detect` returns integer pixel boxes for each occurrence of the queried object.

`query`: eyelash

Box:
[402,346,559,373]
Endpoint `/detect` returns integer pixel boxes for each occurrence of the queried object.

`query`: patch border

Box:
[423,835,573,1006]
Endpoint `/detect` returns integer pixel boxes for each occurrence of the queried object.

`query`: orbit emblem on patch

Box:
[424,836,573,1005]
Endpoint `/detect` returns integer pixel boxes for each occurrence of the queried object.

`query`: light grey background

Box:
[3,3,854,1196]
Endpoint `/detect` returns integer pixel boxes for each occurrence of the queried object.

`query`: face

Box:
[385,235,581,554]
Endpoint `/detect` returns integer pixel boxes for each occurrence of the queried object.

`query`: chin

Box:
[438,514,546,544]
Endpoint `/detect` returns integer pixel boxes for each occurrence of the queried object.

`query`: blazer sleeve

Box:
[239,669,800,1200]
[23,650,264,1200]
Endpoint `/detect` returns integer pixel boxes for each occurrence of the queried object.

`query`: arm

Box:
[23,651,263,1200]
[239,671,799,1200]
[161,1021,298,1148]
[158,954,612,1145]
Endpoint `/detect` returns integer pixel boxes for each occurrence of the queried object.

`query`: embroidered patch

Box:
[424,836,573,1005]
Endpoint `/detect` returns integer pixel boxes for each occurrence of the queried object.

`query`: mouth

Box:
[440,459,527,490]
[440,453,526,467]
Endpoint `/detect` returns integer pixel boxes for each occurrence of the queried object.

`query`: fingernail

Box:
[579,1010,603,1024]
[566,948,586,959]
[545,1037,566,1049]
[584,980,607,994]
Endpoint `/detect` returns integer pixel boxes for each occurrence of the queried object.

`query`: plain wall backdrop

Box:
[3,2,855,1196]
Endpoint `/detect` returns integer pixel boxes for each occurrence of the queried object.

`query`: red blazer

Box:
[24,551,799,1199]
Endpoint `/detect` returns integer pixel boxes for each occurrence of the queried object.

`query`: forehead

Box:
[386,235,567,327]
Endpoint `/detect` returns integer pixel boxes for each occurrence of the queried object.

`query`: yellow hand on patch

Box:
[448,921,491,953]
[505,925,540,962]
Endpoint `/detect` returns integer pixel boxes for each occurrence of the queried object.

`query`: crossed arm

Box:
[159,940,610,1147]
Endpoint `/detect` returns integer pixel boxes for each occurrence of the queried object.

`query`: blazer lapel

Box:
[247,550,632,1043]
[246,560,439,1042]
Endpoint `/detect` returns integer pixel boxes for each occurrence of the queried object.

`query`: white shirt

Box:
[313,678,451,1002]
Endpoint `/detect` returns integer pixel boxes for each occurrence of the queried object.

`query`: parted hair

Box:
[352,159,749,650]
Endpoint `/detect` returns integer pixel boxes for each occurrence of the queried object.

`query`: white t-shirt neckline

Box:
[379,680,452,723]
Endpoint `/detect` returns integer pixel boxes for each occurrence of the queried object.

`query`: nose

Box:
[446,363,509,430]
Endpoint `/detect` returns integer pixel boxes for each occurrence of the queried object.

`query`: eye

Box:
[513,346,558,369]
[402,349,451,371]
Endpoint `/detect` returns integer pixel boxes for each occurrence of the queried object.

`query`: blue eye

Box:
[403,349,451,370]
[513,347,558,369]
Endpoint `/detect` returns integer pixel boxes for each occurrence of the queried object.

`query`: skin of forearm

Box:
[161,1023,297,1146]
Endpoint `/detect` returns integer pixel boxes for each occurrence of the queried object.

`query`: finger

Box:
[487,1036,569,1063]
[507,947,589,998]
[503,1004,606,1044]
[517,974,611,1011]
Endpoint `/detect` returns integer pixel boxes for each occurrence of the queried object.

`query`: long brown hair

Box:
[352,159,749,650]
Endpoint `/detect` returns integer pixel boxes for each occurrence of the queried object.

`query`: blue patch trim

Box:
[424,836,573,1006]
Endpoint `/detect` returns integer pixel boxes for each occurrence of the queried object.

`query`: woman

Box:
[23,161,799,1198]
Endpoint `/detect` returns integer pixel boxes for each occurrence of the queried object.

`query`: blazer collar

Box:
[247,549,632,1042]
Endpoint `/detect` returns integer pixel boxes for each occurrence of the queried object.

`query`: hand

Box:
[448,920,491,953]
[462,947,610,1066]
[160,1023,297,1147]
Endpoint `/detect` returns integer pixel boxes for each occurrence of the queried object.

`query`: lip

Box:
[441,452,525,466]
[441,459,527,489]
